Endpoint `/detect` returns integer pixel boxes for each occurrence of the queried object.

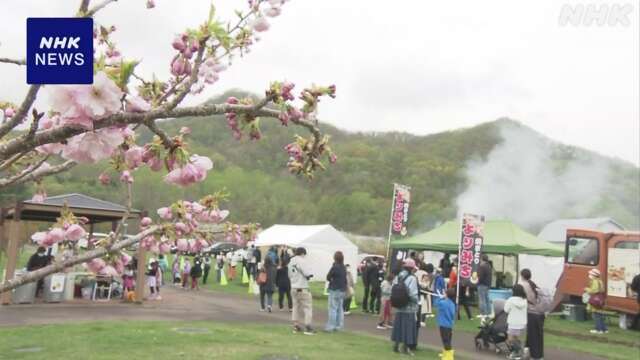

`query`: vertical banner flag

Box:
[386,184,411,271]
[457,213,485,286]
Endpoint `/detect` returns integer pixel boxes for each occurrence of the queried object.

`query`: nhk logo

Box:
[27,18,93,84]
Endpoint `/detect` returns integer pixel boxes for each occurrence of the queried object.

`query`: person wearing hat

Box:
[289,247,315,335]
[584,268,608,334]
[390,258,419,356]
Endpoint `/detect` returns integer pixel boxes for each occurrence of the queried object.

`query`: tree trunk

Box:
[0,226,158,294]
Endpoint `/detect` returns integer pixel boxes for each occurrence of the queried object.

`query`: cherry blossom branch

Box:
[0,101,287,160]
[0,85,41,139]
[85,0,117,17]
[0,225,159,294]
[0,151,29,172]
[0,160,76,189]
[0,57,26,66]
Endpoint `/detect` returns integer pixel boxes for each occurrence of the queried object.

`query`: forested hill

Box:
[5,91,639,236]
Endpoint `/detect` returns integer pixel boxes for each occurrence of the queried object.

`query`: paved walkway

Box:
[0,286,605,360]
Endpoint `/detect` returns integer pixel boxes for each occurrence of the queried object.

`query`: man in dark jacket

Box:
[368,259,384,314]
[27,246,51,297]
[477,254,492,317]
[361,260,372,312]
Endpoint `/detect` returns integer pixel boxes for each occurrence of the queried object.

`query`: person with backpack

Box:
[289,247,315,335]
[520,268,546,360]
[584,268,608,334]
[390,258,420,356]
[258,257,277,312]
[325,251,347,332]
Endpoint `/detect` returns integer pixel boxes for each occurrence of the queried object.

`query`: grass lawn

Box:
[0,320,443,360]
[201,273,640,360]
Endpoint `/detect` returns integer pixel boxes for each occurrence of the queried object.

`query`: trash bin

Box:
[43,273,66,303]
[64,273,77,301]
[11,271,37,304]
[562,303,586,321]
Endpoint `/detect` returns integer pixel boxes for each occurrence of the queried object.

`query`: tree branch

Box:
[0,57,26,66]
[0,151,29,172]
[0,225,158,294]
[0,85,41,139]
[85,0,117,17]
[0,160,75,189]
[0,101,286,160]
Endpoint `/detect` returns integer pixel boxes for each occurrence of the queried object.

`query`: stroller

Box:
[474,299,512,355]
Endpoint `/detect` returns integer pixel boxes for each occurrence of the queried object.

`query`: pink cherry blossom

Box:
[146,0,155,9]
[251,16,270,32]
[159,242,171,254]
[61,127,125,163]
[86,258,106,273]
[140,217,153,227]
[157,207,172,220]
[126,96,151,112]
[47,228,65,244]
[74,72,123,118]
[190,202,204,214]
[121,253,132,266]
[174,222,188,234]
[176,238,189,252]
[264,6,281,17]
[172,35,187,51]
[179,127,191,135]
[3,107,15,117]
[65,224,86,241]
[124,146,144,169]
[31,232,47,244]
[100,265,120,277]
[164,155,213,187]
[120,170,134,184]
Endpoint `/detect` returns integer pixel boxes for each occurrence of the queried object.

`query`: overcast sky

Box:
[1,0,638,165]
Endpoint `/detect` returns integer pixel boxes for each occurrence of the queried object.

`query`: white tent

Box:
[255,224,358,282]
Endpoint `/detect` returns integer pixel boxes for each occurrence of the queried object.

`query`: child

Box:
[191,258,203,290]
[172,260,181,285]
[377,273,394,329]
[146,260,160,300]
[434,288,457,360]
[504,284,528,360]
[182,259,191,289]
[122,264,135,300]
[154,260,162,300]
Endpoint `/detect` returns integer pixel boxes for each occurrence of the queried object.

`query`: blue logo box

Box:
[27,17,94,84]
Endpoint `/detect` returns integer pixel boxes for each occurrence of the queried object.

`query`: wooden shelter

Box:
[0,193,145,305]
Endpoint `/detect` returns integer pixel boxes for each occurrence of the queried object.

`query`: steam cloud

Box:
[456,121,612,231]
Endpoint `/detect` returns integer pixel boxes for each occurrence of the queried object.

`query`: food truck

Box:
[556,229,639,316]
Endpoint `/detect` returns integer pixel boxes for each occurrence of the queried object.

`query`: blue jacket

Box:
[434,297,456,329]
[433,274,446,295]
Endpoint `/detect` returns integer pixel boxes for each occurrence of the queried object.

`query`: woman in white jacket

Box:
[504,284,528,360]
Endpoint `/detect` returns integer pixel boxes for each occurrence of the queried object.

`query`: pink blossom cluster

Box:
[191,58,227,95]
[225,96,242,140]
[171,34,199,77]
[164,154,213,187]
[31,223,86,247]
[85,252,131,276]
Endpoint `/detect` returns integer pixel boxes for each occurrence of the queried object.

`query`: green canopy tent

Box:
[391,220,563,256]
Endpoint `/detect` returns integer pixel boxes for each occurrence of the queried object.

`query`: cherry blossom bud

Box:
[329,153,337,164]
[146,0,155,9]
[140,217,153,227]
[251,16,270,32]
[172,35,186,51]
[65,224,86,241]
[157,207,172,220]
[4,108,15,118]
[226,96,239,104]
[265,6,281,17]
[120,170,134,184]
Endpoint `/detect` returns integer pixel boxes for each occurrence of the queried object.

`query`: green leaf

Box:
[118,60,139,91]
[208,2,216,25]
